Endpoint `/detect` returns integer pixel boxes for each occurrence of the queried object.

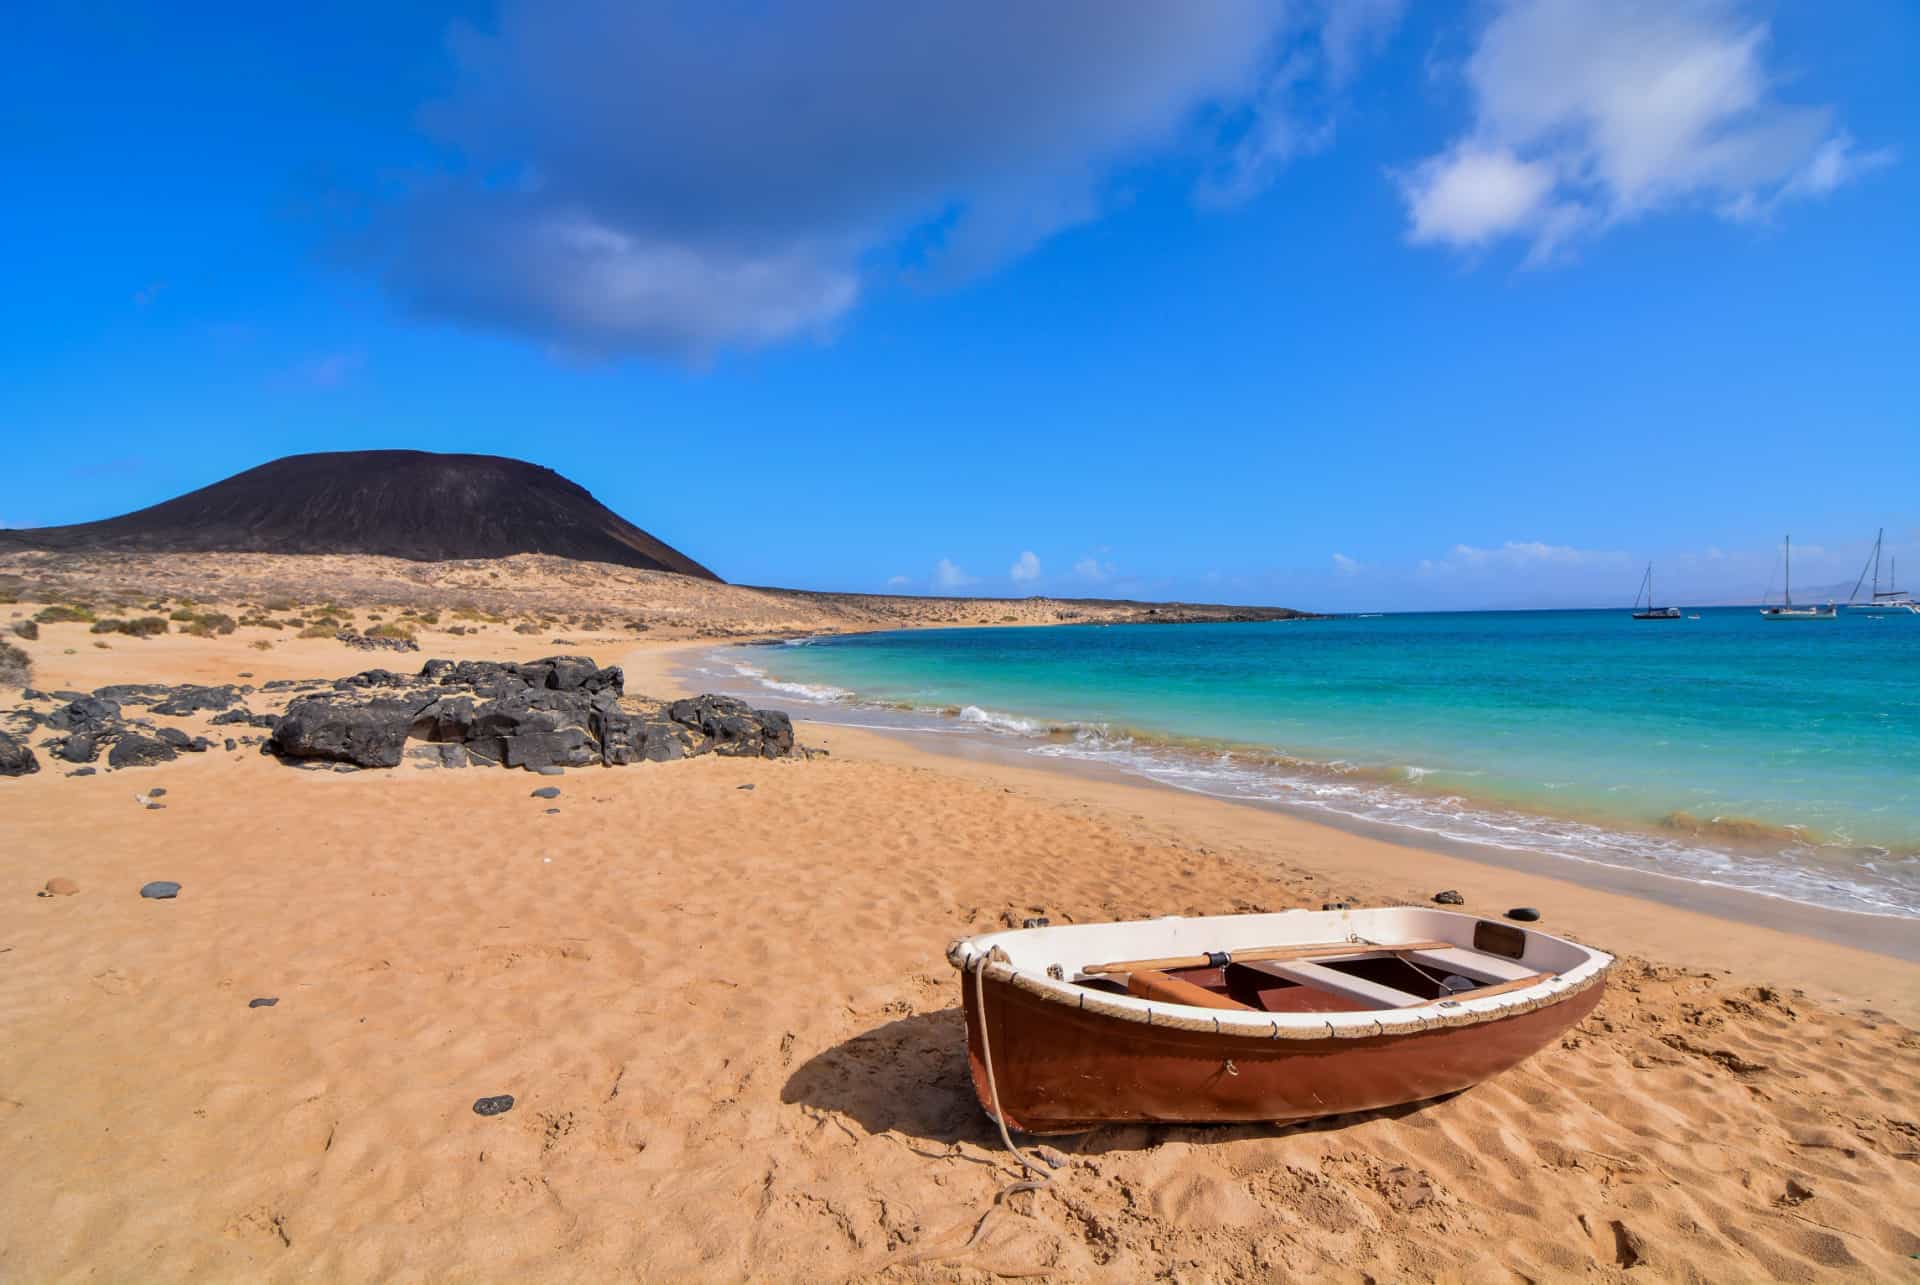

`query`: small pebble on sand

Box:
[473,1094,515,1116]
[249,997,279,1008]
[139,881,181,899]
[1506,906,1541,922]
[40,878,80,898]
[737,783,755,791]
[530,786,559,799]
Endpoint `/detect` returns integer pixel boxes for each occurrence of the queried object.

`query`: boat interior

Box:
[1070,921,1555,1015]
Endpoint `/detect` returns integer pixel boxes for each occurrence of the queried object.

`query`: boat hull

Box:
[962,969,1603,1134]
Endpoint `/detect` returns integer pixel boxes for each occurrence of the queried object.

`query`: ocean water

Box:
[713,610,1920,919]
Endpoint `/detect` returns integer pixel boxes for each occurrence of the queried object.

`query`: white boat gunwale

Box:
[949,907,1613,1041]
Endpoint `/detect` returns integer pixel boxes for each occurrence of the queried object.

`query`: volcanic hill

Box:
[0,451,720,580]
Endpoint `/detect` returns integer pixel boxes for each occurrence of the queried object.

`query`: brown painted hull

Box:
[962,973,1603,1134]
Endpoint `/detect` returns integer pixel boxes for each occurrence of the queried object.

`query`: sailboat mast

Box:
[1785,535,1792,607]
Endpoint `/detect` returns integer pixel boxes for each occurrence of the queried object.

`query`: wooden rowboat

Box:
[948,907,1611,1135]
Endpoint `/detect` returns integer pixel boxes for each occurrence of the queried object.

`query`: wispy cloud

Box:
[1401,0,1891,263]
[1331,552,1361,575]
[1009,551,1041,583]
[297,350,365,389]
[1073,555,1116,582]
[885,574,912,589]
[1419,539,1628,575]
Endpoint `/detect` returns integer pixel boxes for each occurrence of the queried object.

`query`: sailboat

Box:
[1760,535,1837,620]
[1847,528,1918,616]
[1630,562,1682,619]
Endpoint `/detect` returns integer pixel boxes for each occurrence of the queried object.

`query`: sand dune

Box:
[2,617,1917,1280]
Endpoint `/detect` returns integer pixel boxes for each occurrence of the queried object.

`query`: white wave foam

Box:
[717,647,1920,919]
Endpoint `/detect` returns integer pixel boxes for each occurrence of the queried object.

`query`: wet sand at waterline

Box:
[2,633,1917,1280]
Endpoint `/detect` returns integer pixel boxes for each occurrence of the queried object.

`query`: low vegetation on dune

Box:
[89,616,169,638]
[0,638,29,687]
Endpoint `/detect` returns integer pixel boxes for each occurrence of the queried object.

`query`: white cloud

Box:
[1403,0,1890,260]
[1009,551,1041,583]
[1331,552,1360,575]
[933,558,978,590]
[1421,540,1628,575]
[1401,144,1558,248]
[886,574,911,588]
[1073,556,1116,583]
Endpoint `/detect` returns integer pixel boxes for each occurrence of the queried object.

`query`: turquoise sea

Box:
[715,610,1920,918]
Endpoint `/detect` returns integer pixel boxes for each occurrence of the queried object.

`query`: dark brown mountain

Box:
[0,450,721,581]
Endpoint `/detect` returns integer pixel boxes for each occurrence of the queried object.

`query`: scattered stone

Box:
[223,738,237,752]
[157,727,194,750]
[336,630,421,653]
[1022,917,1050,929]
[531,786,560,799]
[109,733,178,770]
[40,877,79,897]
[737,783,755,791]
[68,766,96,777]
[149,787,168,798]
[544,807,560,815]
[473,1094,515,1116]
[139,881,181,899]
[1432,889,1465,906]
[1506,906,1541,922]
[534,765,564,776]
[248,997,279,1009]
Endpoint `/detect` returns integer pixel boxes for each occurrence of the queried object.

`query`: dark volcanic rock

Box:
[0,449,722,579]
[47,696,121,733]
[140,881,181,899]
[91,683,173,705]
[56,732,100,764]
[411,694,478,742]
[338,631,421,653]
[268,696,430,768]
[152,685,242,716]
[109,734,178,769]
[210,708,254,725]
[667,695,795,758]
[0,730,39,776]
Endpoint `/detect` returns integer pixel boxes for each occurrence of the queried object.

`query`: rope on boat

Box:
[870,953,1064,1276]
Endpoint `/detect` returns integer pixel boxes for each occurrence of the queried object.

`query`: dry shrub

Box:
[366,622,414,641]
[34,604,96,624]
[90,616,169,637]
[0,638,29,687]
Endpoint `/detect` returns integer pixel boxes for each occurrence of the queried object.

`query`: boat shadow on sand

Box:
[780,1007,1450,1155]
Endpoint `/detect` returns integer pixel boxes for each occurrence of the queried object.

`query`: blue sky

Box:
[4,0,1915,611]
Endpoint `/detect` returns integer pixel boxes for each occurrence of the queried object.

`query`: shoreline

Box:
[630,641,1920,1009]
[683,635,1920,943]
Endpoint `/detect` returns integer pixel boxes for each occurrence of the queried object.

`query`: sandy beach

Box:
[3,607,1917,1282]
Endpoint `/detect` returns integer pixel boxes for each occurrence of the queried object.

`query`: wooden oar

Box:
[1081,939,1456,976]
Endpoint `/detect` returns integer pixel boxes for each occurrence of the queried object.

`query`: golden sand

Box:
[2,611,1918,1281]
